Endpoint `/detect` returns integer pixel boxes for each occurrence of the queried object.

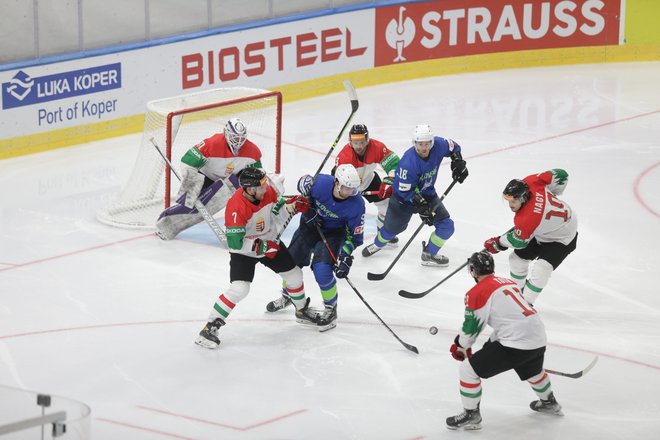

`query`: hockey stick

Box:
[314,223,419,354]
[311,80,359,180]
[150,137,227,245]
[398,227,515,298]
[546,356,599,379]
[367,179,459,281]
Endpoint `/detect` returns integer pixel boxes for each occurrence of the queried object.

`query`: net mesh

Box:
[97,87,281,229]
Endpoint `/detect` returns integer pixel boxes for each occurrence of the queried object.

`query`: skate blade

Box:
[295,317,319,326]
[421,260,449,267]
[318,321,337,332]
[446,423,482,431]
[195,336,220,349]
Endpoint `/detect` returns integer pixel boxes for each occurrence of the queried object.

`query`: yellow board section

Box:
[2,23,659,159]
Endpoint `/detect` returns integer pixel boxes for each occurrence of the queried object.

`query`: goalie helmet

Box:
[238,168,267,190]
[412,124,434,144]
[349,124,369,142]
[224,118,247,155]
[503,179,530,204]
[467,251,494,278]
[334,164,360,196]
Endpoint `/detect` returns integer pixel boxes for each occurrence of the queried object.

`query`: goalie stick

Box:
[546,356,599,379]
[311,80,359,180]
[150,137,227,246]
[398,227,515,299]
[367,179,458,281]
[314,223,419,354]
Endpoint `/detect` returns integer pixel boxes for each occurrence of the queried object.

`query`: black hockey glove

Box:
[412,193,434,226]
[334,252,353,279]
[450,159,468,183]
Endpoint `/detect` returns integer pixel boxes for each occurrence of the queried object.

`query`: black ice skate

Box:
[195,317,225,349]
[530,392,564,415]
[446,407,482,430]
[295,298,321,326]
[421,241,449,267]
[317,305,337,332]
[266,291,293,312]
[361,243,382,257]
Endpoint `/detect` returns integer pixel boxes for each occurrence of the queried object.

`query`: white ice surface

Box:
[1,62,659,439]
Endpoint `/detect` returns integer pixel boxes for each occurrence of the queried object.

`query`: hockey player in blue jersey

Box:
[265,164,365,331]
[361,124,468,266]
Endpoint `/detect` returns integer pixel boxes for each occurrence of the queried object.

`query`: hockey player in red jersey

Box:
[333,124,400,245]
[483,169,578,306]
[156,118,267,240]
[446,251,562,431]
[195,168,319,349]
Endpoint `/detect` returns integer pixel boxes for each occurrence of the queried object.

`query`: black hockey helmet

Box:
[349,124,369,142]
[467,251,495,277]
[238,168,267,190]
[503,179,530,203]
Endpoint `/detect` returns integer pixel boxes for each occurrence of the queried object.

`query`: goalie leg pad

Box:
[155,179,235,239]
[176,167,206,209]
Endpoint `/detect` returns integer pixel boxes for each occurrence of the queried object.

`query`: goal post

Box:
[97,87,282,229]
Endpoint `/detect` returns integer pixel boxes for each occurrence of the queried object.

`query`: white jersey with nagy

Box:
[501,169,578,249]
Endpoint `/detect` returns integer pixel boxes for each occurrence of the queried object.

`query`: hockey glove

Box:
[334,249,354,279]
[377,182,393,200]
[412,193,434,226]
[297,174,314,196]
[484,236,507,254]
[334,255,353,279]
[253,238,280,259]
[286,195,310,214]
[450,335,472,362]
[451,159,468,183]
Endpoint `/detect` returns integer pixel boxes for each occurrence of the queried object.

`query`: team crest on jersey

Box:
[225,163,235,175]
[354,225,363,235]
[255,216,265,232]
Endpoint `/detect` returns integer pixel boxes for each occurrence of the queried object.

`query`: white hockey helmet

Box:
[224,118,247,155]
[412,124,434,144]
[334,164,361,196]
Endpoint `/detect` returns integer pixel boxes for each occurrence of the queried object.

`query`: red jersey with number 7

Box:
[504,170,578,249]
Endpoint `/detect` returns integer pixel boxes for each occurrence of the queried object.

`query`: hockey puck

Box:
[429,326,438,335]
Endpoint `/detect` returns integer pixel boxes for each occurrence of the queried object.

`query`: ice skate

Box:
[195,317,225,349]
[421,241,449,267]
[361,243,382,257]
[295,298,321,326]
[446,407,482,430]
[266,291,292,312]
[530,392,563,415]
[317,305,337,332]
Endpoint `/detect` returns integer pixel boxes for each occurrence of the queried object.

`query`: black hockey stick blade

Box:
[398,260,469,299]
[546,356,598,379]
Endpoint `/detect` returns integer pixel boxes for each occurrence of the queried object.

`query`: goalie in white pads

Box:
[446,251,562,431]
[156,118,268,240]
[483,169,578,306]
[195,168,319,349]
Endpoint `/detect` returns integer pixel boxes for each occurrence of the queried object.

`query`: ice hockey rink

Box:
[1,61,659,439]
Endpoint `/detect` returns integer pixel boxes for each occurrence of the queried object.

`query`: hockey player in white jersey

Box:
[483,169,578,306]
[446,251,562,431]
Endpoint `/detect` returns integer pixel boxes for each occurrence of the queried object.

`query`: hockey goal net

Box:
[97,87,282,229]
